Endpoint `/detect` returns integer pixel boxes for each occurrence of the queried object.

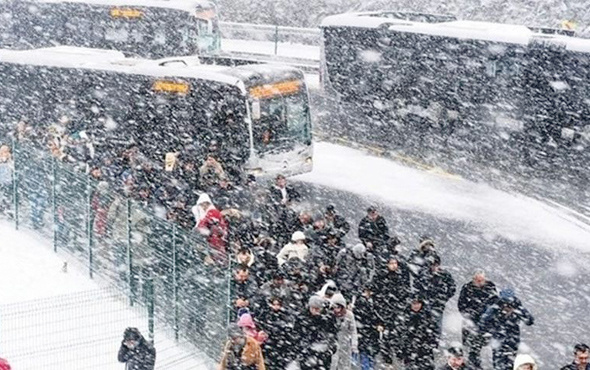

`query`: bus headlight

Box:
[248,168,264,176]
[305,157,313,164]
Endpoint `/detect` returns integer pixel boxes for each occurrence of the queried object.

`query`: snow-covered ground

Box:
[0,221,213,370]
[297,142,590,254]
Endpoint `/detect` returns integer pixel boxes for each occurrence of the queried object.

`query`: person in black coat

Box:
[118,327,156,370]
[324,205,350,239]
[401,296,438,370]
[560,343,590,370]
[479,288,534,370]
[458,270,498,369]
[295,295,339,370]
[230,265,259,317]
[407,236,439,280]
[415,255,456,347]
[373,254,411,365]
[354,285,383,370]
[257,297,296,370]
[268,174,300,209]
[306,231,343,292]
[358,206,390,253]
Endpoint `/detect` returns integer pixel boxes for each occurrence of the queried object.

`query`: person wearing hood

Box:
[219,323,266,370]
[438,347,467,370]
[334,243,376,302]
[237,313,267,344]
[561,343,590,370]
[276,231,310,266]
[358,206,390,253]
[407,236,439,279]
[458,270,498,369]
[199,153,226,191]
[330,293,359,370]
[295,295,338,370]
[513,354,537,370]
[192,193,228,262]
[117,327,156,370]
[0,357,11,370]
[479,288,534,370]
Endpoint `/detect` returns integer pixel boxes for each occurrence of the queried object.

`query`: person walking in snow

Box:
[358,206,390,253]
[219,324,266,370]
[276,231,309,266]
[117,327,156,370]
[257,297,296,370]
[438,347,467,370]
[458,270,498,369]
[334,243,375,302]
[513,354,537,370]
[561,343,590,370]
[192,193,228,262]
[479,288,534,370]
[400,295,438,370]
[330,293,359,370]
[353,285,381,370]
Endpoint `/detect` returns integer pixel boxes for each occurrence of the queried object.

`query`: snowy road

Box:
[295,142,590,368]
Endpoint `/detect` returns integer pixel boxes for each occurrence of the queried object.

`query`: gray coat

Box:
[331,309,359,370]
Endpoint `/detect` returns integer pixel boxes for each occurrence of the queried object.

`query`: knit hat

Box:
[331,293,347,308]
[513,354,538,370]
[291,231,306,242]
[352,243,366,259]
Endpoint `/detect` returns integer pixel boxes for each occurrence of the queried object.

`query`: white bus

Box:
[0,0,221,58]
[320,11,590,176]
[0,46,313,177]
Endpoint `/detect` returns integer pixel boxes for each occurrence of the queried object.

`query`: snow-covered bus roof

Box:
[321,12,590,54]
[27,0,214,13]
[0,47,304,94]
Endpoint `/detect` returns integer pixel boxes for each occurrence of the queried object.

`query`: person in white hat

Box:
[276,231,309,266]
[513,354,538,370]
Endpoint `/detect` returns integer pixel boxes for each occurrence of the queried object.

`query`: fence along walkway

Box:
[2,138,232,367]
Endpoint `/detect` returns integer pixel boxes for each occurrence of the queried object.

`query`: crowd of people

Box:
[0,123,588,370]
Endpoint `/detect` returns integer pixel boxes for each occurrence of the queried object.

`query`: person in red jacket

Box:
[192,193,228,262]
[0,357,11,370]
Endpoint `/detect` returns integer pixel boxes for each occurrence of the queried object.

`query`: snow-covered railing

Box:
[219,21,320,54]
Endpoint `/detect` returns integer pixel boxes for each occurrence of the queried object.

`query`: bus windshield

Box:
[1,1,221,58]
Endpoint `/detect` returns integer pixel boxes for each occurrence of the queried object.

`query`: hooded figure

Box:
[238,313,267,344]
[192,193,228,261]
[219,323,266,370]
[118,327,156,370]
[0,358,11,370]
[330,293,359,370]
[513,354,537,370]
[479,288,534,370]
[276,231,310,265]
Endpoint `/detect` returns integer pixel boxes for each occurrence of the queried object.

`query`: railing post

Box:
[86,177,93,278]
[126,198,134,306]
[12,138,19,231]
[52,157,57,252]
[172,224,179,341]
[274,25,279,55]
[147,272,155,342]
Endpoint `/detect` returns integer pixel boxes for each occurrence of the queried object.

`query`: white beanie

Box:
[331,293,347,308]
[291,231,306,242]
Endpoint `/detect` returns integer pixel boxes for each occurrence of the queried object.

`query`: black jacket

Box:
[479,297,534,351]
[354,295,382,356]
[269,185,300,208]
[373,262,412,324]
[458,281,497,323]
[358,215,390,250]
[257,306,296,365]
[415,268,456,313]
[325,213,350,239]
[561,364,590,370]
[401,306,437,367]
[294,309,339,358]
[118,336,156,370]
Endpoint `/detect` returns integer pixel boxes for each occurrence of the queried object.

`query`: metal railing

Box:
[0,137,231,367]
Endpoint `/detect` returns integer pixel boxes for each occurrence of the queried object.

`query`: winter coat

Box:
[231,278,259,312]
[0,358,11,370]
[401,306,437,369]
[193,194,228,261]
[238,313,267,344]
[277,242,309,266]
[373,262,412,324]
[199,161,226,190]
[259,280,293,305]
[268,184,300,208]
[117,336,156,370]
[407,249,439,278]
[107,197,152,266]
[219,336,266,370]
[294,310,339,366]
[334,247,376,300]
[479,297,534,352]
[358,215,390,250]
[353,295,382,356]
[458,281,498,323]
[331,310,359,370]
[256,306,296,368]
[325,213,350,239]
[415,268,456,313]
[561,363,590,370]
